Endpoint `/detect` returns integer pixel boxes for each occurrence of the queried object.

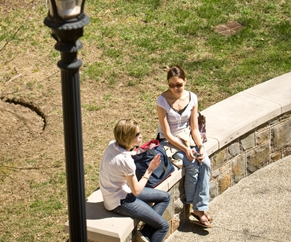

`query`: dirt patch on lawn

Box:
[0,98,45,147]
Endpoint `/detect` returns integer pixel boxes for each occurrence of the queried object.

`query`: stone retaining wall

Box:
[165,110,291,237]
[209,111,291,199]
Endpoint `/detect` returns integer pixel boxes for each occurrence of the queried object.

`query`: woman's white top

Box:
[157,91,197,139]
[99,140,136,210]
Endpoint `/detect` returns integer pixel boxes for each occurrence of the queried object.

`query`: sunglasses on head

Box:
[168,82,184,89]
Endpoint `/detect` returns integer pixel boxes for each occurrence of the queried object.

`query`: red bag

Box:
[134,140,159,154]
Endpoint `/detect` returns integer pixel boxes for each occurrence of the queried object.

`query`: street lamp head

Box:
[44,0,89,32]
[48,0,84,20]
[44,0,89,43]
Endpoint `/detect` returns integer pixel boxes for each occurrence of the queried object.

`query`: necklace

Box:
[171,92,189,111]
[176,99,182,108]
[172,98,184,111]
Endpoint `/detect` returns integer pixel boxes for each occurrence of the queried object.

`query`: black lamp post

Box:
[44,1,90,241]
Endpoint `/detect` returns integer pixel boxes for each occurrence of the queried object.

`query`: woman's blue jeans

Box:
[111,187,170,242]
[172,146,211,211]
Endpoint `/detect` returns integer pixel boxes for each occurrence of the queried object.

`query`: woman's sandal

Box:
[190,212,213,228]
[191,211,213,223]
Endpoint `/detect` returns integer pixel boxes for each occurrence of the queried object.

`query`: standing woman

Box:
[99,119,170,242]
[156,65,212,227]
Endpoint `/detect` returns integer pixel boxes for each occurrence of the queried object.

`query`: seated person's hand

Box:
[185,148,195,161]
[196,147,205,163]
[148,154,161,172]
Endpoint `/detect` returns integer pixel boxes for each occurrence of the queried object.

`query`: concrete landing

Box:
[166,156,291,242]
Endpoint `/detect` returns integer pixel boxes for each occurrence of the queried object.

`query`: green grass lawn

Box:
[82,0,291,109]
[0,0,290,241]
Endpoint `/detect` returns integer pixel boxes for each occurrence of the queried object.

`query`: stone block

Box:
[209,180,218,200]
[232,154,246,184]
[240,132,255,151]
[211,148,227,170]
[163,188,175,220]
[256,128,270,145]
[219,161,231,175]
[272,119,291,151]
[211,169,220,179]
[218,172,231,194]
[247,143,269,174]
[228,141,240,159]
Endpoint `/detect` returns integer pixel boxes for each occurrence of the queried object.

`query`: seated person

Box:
[99,119,170,241]
[156,65,212,227]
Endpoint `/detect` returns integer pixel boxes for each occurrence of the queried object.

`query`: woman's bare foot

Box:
[203,211,213,222]
[191,211,212,227]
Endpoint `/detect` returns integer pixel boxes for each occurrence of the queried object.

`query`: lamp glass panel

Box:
[55,0,82,19]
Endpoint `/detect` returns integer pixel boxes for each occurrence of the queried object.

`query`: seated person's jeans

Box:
[112,187,170,242]
[161,140,211,211]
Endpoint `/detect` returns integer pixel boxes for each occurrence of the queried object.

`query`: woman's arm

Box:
[126,154,161,196]
[190,104,205,162]
[157,105,194,160]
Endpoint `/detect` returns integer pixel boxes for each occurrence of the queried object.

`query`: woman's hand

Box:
[186,147,205,163]
[127,154,161,196]
[185,148,195,161]
[196,146,205,163]
[148,154,161,172]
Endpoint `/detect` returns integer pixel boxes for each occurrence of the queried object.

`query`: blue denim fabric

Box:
[172,146,211,211]
[111,187,170,242]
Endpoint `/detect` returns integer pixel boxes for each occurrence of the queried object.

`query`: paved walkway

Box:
[166,156,291,242]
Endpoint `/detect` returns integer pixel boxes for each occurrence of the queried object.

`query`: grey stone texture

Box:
[209,111,291,197]
[272,118,291,151]
[165,156,291,242]
[231,154,246,184]
[240,132,255,151]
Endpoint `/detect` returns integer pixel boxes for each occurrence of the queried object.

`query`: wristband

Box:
[142,176,149,180]
[198,144,204,150]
